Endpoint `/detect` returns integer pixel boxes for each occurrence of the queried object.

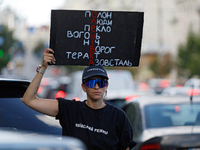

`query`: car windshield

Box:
[0,98,62,135]
[144,103,200,128]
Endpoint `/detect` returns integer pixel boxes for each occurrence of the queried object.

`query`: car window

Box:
[106,99,126,109]
[124,104,136,129]
[144,103,200,128]
[0,81,29,98]
[0,98,62,135]
[124,103,143,133]
[124,103,143,136]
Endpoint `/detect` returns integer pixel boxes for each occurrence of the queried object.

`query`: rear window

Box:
[0,98,62,135]
[0,80,29,98]
[144,103,200,128]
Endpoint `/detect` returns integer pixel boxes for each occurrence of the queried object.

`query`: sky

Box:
[0,0,65,27]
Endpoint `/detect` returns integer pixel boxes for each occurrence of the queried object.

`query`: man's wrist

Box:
[36,65,46,74]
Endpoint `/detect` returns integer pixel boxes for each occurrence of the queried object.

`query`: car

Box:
[161,85,186,95]
[0,130,87,150]
[123,95,200,150]
[148,78,175,94]
[66,69,139,108]
[0,78,62,136]
[162,78,200,96]
[184,78,200,88]
[37,76,69,99]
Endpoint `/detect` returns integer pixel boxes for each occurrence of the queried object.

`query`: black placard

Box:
[49,10,144,67]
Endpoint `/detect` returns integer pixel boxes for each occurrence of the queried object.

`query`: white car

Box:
[184,78,200,88]
[66,69,138,108]
[123,95,200,150]
[162,78,200,96]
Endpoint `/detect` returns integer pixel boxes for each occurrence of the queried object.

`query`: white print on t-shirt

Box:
[75,123,108,135]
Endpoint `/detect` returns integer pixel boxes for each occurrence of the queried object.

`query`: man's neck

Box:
[85,100,106,109]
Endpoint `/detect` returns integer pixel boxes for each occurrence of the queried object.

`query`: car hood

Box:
[139,126,200,142]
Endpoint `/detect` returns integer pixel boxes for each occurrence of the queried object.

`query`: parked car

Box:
[66,69,139,108]
[0,130,87,150]
[123,95,200,150]
[0,78,62,136]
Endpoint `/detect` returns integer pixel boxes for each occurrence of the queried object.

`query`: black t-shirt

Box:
[56,98,136,150]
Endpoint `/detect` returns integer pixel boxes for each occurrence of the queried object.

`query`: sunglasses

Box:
[84,79,108,88]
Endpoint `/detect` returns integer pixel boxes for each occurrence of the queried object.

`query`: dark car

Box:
[0,78,62,136]
[37,76,71,99]
[123,95,200,150]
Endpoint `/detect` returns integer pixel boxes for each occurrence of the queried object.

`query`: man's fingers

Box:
[44,52,55,60]
[44,55,56,64]
[42,48,56,66]
[44,48,54,54]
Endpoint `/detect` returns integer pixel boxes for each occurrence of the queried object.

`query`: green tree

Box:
[0,25,18,72]
[150,53,173,78]
[176,30,200,78]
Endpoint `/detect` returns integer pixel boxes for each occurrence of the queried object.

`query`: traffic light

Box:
[0,49,4,58]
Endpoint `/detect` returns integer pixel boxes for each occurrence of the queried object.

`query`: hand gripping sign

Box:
[49,10,144,67]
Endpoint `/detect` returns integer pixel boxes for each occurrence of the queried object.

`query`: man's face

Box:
[82,76,108,102]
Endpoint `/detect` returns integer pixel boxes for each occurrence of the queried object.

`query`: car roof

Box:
[129,95,200,107]
[0,78,30,85]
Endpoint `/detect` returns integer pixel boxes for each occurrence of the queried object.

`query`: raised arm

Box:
[22,48,58,117]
